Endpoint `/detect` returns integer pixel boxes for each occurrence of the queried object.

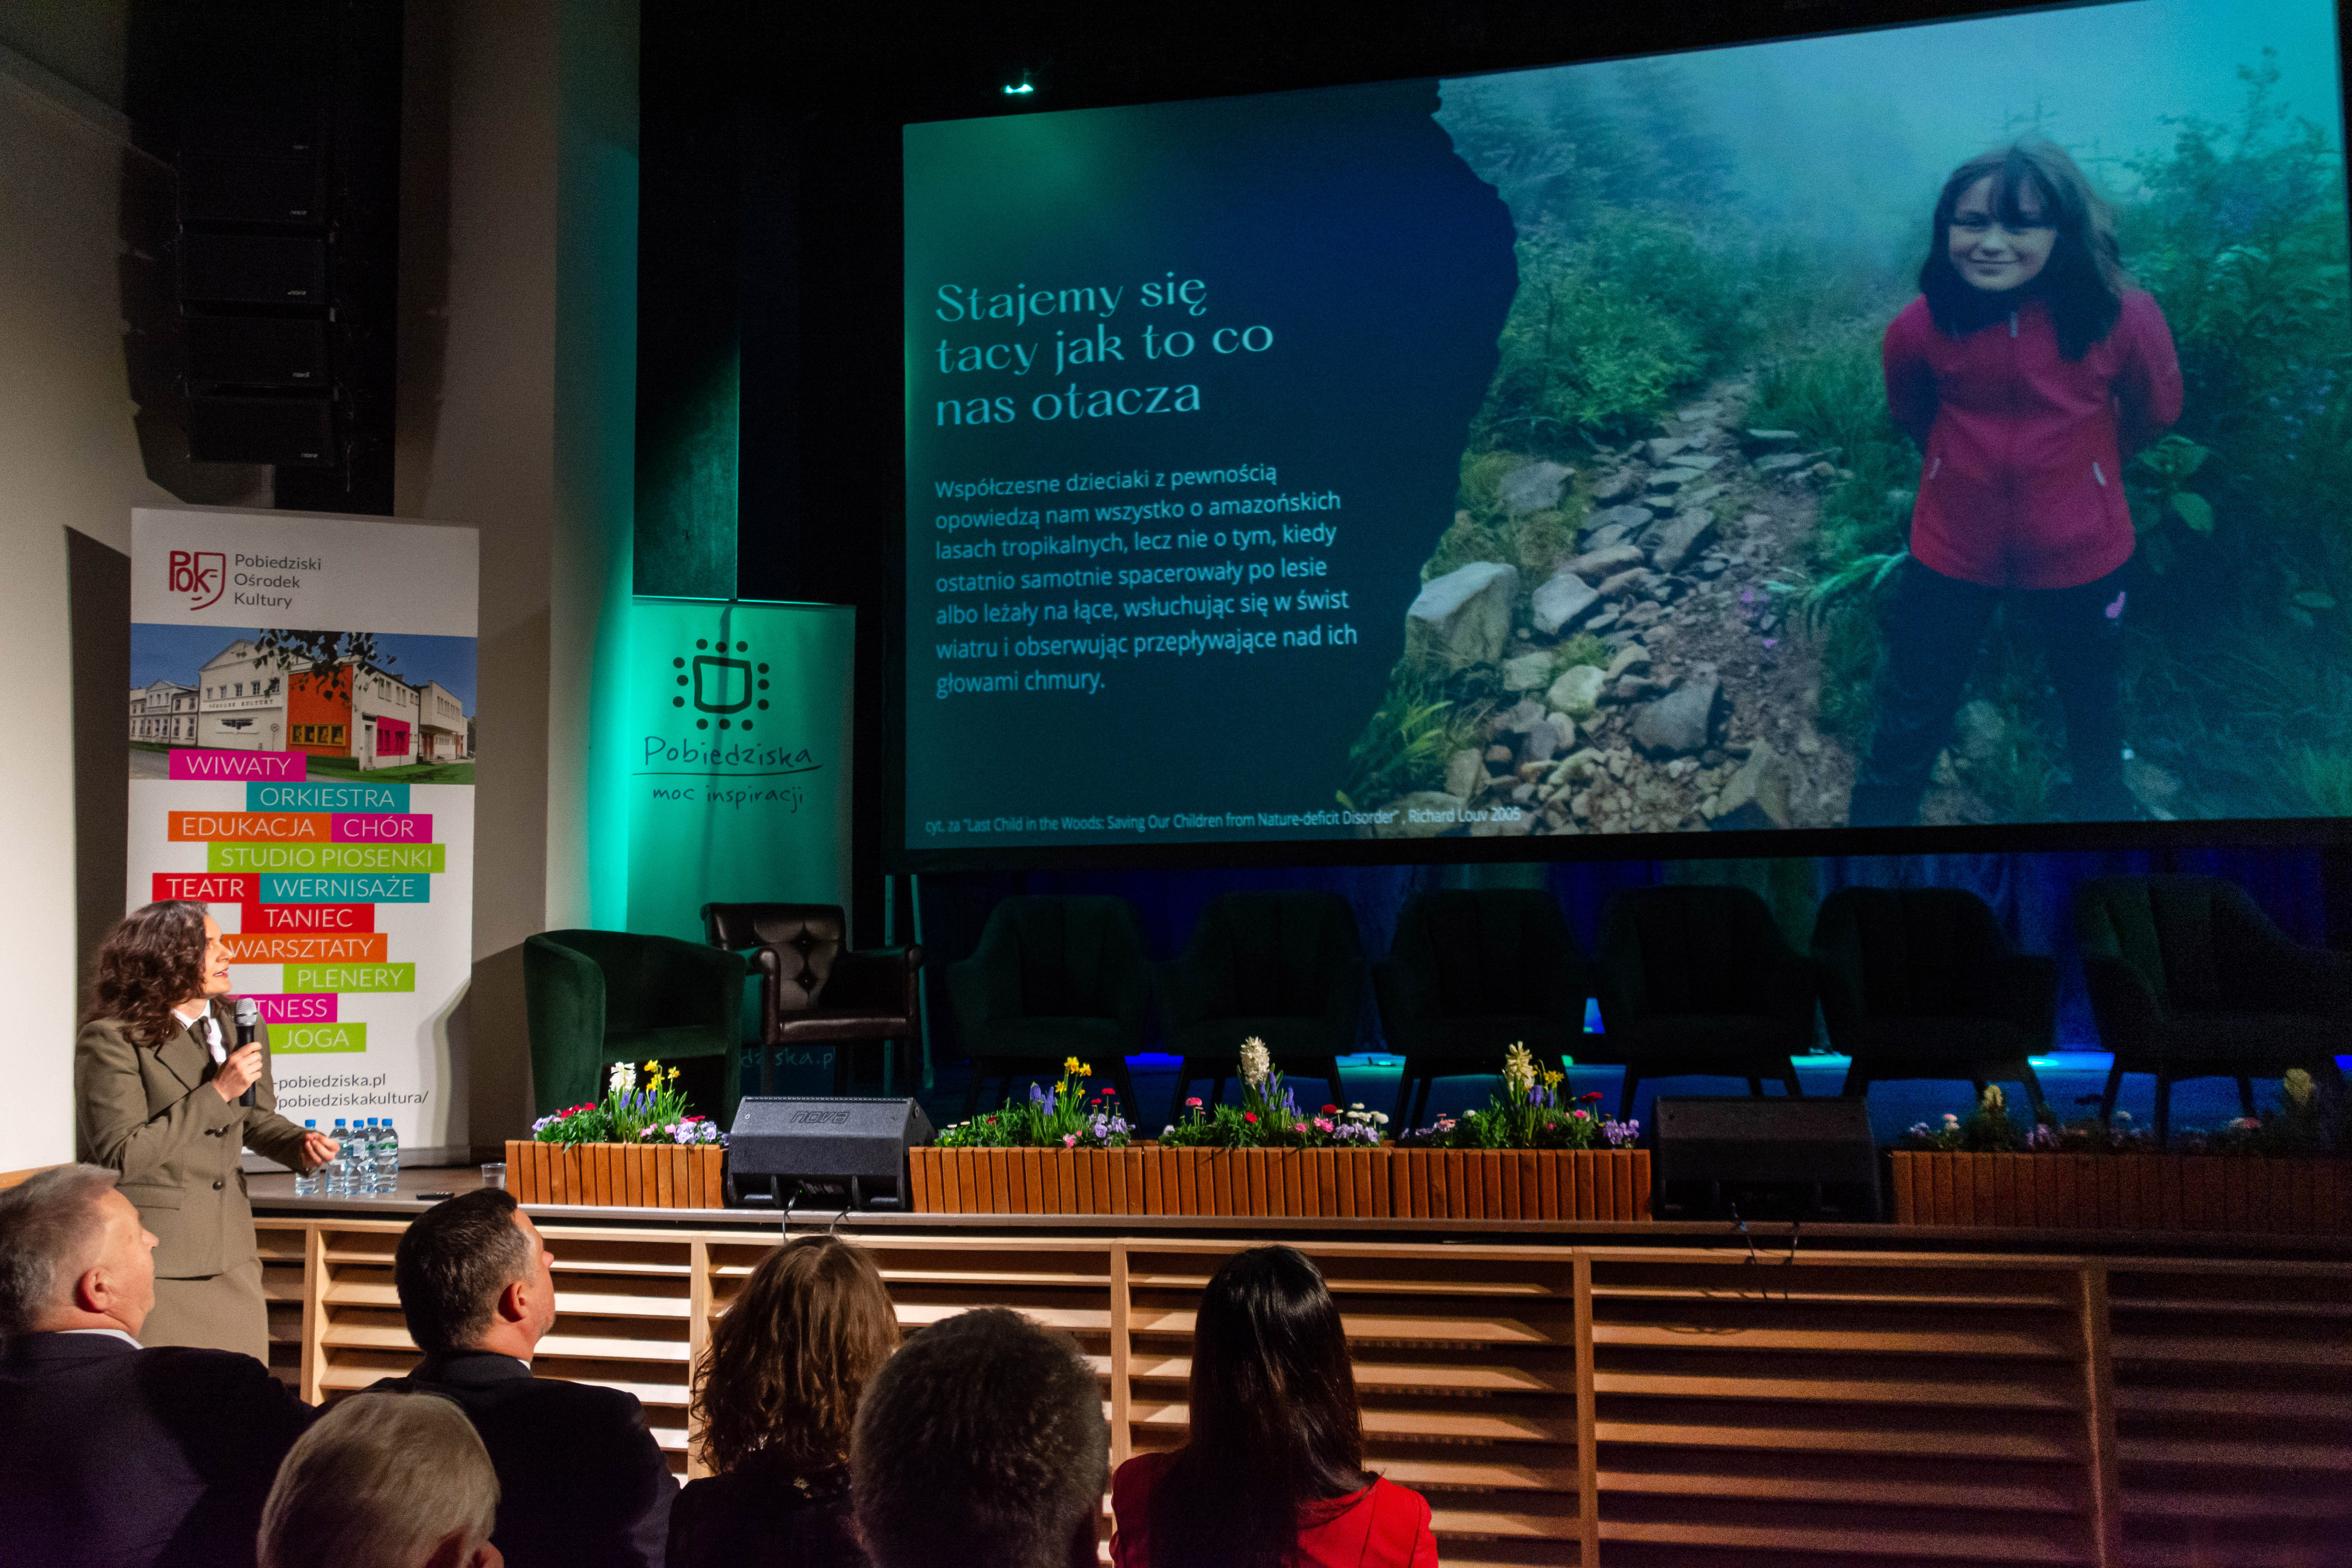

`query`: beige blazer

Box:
[74,1001,312,1279]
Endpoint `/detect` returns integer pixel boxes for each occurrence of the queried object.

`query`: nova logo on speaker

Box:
[170,550,228,612]
[666,630,773,732]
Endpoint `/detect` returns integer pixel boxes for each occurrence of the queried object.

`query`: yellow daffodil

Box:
[1063,1056,1082,1075]
[667,1067,681,1081]
[644,1059,661,1073]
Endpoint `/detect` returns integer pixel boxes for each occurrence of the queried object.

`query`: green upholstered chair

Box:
[1156,890,1365,1125]
[522,930,748,1125]
[1373,889,1590,1128]
[946,895,1149,1125]
[2074,876,2352,1143]
[1813,886,2053,1116]
[1590,885,1817,1116]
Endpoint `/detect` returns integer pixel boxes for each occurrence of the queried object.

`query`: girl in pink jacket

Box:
[1850,142,2182,828]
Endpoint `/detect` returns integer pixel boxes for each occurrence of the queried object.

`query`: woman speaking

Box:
[75,900,337,1361]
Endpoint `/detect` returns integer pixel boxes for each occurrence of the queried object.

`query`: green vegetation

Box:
[305,755,475,785]
[1346,52,2351,818]
[1336,669,1476,810]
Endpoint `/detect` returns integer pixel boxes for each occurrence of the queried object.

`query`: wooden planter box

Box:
[908,1144,1650,1221]
[504,1140,727,1209]
[1889,1151,2352,1233]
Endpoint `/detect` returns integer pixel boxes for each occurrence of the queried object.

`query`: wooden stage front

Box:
[249,1170,2352,1568]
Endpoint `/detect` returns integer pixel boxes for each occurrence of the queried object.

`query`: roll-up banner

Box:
[129,507,478,1158]
[624,597,854,942]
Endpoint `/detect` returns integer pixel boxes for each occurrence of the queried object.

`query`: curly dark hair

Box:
[83,900,212,1049]
[692,1234,899,1477]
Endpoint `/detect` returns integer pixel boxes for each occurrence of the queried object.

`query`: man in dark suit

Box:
[0,1163,315,1568]
[374,1189,675,1568]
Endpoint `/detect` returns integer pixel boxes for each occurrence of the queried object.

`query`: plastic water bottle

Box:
[373,1118,400,1194]
[350,1119,378,1196]
[325,1119,352,1196]
[293,1121,321,1196]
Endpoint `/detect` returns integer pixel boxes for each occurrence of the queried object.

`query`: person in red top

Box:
[1110,1246,1437,1568]
[1851,140,2183,828]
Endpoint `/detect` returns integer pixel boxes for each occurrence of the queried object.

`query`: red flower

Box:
[1243,1113,1258,1124]
[1579,1091,1605,1102]
[1321,1104,1340,1114]
[1185,1097,1203,1107]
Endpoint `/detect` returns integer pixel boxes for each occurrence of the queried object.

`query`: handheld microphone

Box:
[233,998,261,1109]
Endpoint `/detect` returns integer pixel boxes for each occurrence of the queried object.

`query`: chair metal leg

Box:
[2236,1075,2256,1118]
[1746,1077,1764,1096]
[1318,1058,1346,1113]
[1840,1061,1869,1098]
[2018,1061,2049,1120]
[1783,1063,1805,1098]
[1167,1063,1196,1131]
[2098,1059,2125,1127]
[1107,1054,1143,1131]
[1390,1069,1417,1131]
[2154,1067,2174,1149]
[1619,1069,1642,1122]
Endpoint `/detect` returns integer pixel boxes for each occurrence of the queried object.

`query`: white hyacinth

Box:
[1502,1042,1537,1098]
[1240,1036,1272,1089]
[608,1061,637,1096]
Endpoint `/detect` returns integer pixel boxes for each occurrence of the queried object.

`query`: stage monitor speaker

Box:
[1650,1096,1880,1220]
[727,1096,934,1210]
[179,232,326,305]
[187,394,334,466]
[185,316,328,387]
[180,152,324,225]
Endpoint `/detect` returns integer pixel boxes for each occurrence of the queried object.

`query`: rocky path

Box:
[1388,376,1863,838]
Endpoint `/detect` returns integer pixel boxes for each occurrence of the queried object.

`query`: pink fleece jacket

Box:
[1883,288,2182,589]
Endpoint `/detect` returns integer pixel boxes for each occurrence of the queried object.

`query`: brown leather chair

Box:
[702,903,925,1098]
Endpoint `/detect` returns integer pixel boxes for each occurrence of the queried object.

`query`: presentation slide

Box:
[902,0,2350,852]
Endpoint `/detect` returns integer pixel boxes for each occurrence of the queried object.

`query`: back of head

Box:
[852,1307,1106,1568]
[259,1393,499,1568]
[0,1165,120,1340]
[693,1234,899,1475]
[394,1189,528,1356]
[1151,1246,1365,1568]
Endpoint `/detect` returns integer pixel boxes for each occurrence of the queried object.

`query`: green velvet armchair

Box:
[1813,886,2053,1116]
[1372,889,1590,1128]
[1156,890,1365,1124]
[522,929,748,1125]
[947,895,1149,1124]
[2076,876,2352,1143]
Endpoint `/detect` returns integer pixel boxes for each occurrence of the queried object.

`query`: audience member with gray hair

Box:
[0,1163,313,1567]
[260,1392,503,1568]
[371,1189,675,1568]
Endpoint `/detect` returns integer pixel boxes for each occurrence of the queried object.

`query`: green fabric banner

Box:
[624,598,854,942]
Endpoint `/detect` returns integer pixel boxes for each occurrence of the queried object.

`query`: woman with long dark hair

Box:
[1851,140,2182,828]
[1112,1245,1436,1568]
[75,901,333,1360]
[672,1234,901,1568]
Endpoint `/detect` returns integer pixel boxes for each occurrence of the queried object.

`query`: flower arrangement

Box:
[935,1057,1134,1149]
[1900,1072,2347,1155]
[1396,1044,1639,1151]
[1158,1037,1390,1148]
[532,1059,724,1146]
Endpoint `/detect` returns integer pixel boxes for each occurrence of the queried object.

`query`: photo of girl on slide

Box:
[1344,11,2352,838]
[1849,143,2181,827]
